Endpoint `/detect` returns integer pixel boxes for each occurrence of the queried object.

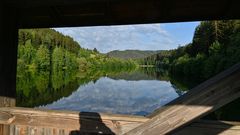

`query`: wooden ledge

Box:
[0,111,15,125]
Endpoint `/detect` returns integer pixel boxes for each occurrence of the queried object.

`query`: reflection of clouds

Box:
[54,24,175,53]
[41,77,179,115]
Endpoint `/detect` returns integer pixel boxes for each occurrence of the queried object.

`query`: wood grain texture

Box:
[173,120,240,135]
[0,96,15,107]
[0,107,148,134]
[0,124,10,135]
[0,108,240,134]
[125,63,240,135]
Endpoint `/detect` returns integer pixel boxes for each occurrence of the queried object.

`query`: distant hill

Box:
[106,50,162,59]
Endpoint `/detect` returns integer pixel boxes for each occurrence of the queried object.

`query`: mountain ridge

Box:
[106,50,163,59]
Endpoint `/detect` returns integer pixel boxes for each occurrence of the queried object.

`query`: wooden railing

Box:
[0,108,240,135]
[0,107,148,135]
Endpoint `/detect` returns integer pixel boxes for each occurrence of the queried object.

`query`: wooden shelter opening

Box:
[0,0,240,134]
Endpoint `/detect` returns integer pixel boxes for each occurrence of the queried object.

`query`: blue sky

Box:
[54,22,199,53]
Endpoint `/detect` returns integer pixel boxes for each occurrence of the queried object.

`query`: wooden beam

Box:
[0,4,18,98]
[0,111,15,125]
[0,107,148,134]
[125,63,240,135]
[6,0,104,7]
[0,108,240,135]
[3,0,239,28]
[173,120,240,135]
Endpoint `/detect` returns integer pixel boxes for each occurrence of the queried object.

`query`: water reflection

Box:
[14,67,240,120]
[40,77,179,115]
[17,68,189,116]
[39,69,184,116]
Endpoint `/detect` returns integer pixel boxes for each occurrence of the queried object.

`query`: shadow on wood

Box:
[70,112,115,135]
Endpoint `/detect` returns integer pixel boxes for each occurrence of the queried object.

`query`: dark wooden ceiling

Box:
[4,0,240,28]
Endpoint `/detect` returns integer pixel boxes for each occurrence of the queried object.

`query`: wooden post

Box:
[125,63,240,135]
[0,124,10,135]
[0,2,18,99]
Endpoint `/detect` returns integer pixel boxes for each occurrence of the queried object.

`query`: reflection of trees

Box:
[16,66,136,108]
[35,71,49,93]
[16,70,35,97]
[16,68,79,107]
[109,67,193,93]
[140,68,240,121]
[52,70,64,90]
[138,67,194,91]
[17,66,189,108]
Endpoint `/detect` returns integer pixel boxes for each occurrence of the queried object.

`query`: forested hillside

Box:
[141,20,240,82]
[107,50,162,59]
[18,29,136,72]
[17,28,137,106]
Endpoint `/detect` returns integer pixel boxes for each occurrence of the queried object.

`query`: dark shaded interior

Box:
[3,0,240,28]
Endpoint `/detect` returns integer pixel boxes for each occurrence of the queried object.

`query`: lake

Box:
[16,68,187,116]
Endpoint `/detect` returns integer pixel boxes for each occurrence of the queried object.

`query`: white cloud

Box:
[54,23,177,53]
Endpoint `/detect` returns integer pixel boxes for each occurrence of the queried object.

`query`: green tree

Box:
[22,40,36,65]
[52,47,64,71]
[35,45,50,69]
[93,48,99,53]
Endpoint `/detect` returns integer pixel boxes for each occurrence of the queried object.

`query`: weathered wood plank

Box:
[0,107,240,135]
[0,107,148,134]
[0,111,15,125]
[0,107,147,122]
[173,120,240,135]
[0,124,10,135]
[0,96,15,107]
[125,63,240,135]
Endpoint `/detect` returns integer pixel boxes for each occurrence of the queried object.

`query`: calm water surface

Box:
[17,68,187,116]
[40,77,179,115]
